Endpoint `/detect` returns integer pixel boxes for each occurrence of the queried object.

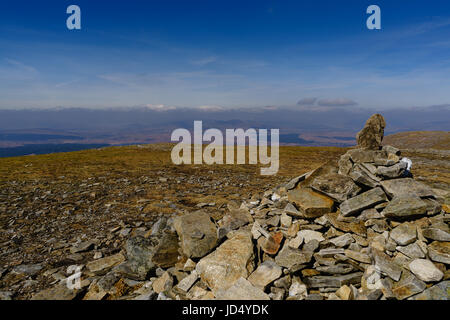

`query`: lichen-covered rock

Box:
[195,231,255,294]
[356,114,386,150]
[173,210,218,258]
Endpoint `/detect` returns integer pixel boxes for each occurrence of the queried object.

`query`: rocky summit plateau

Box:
[0,114,449,301]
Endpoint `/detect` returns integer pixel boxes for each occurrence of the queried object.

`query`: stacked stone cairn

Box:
[32,114,449,301]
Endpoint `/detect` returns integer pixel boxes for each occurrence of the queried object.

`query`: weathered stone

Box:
[218,209,253,237]
[303,239,320,253]
[288,232,304,249]
[196,231,254,293]
[298,230,325,243]
[175,270,198,293]
[422,226,450,242]
[86,253,125,274]
[280,212,292,228]
[310,173,361,203]
[349,164,381,188]
[259,232,283,255]
[70,241,95,254]
[251,220,269,239]
[119,233,179,280]
[173,210,218,258]
[275,243,313,272]
[396,243,425,259]
[372,249,402,281]
[288,279,307,299]
[303,272,363,289]
[31,283,80,300]
[390,223,417,246]
[151,232,180,268]
[380,178,435,198]
[248,260,282,289]
[382,195,428,220]
[392,270,426,300]
[356,114,385,150]
[12,263,43,277]
[340,187,387,217]
[347,149,395,166]
[288,187,334,218]
[344,250,372,264]
[409,259,443,282]
[411,280,450,300]
[326,212,367,236]
[423,198,442,216]
[316,264,354,275]
[357,208,384,221]
[152,271,173,294]
[375,162,407,179]
[338,153,353,176]
[335,285,353,300]
[284,202,302,217]
[285,172,312,190]
[215,277,270,300]
[329,233,354,247]
[428,241,450,265]
[382,145,401,155]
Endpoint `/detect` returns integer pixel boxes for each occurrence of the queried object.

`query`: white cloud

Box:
[195,105,224,112]
[145,104,177,111]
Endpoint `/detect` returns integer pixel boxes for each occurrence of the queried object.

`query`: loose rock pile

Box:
[29,114,449,300]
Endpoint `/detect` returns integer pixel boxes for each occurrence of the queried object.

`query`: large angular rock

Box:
[382,195,428,220]
[325,212,367,237]
[349,164,381,188]
[372,249,402,281]
[380,178,435,198]
[375,162,407,179]
[248,261,282,289]
[411,281,450,300]
[347,149,395,165]
[396,243,425,259]
[117,233,179,280]
[409,259,444,282]
[218,209,253,238]
[195,231,255,293]
[340,187,387,217]
[31,283,81,300]
[338,153,353,176]
[288,187,334,218]
[173,210,218,258]
[298,230,325,243]
[303,272,363,289]
[390,223,417,246]
[392,270,426,300]
[215,277,270,300]
[86,253,125,274]
[310,173,361,203]
[275,243,313,272]
[428,241,450,265]
[422,225,450,242]
[356,113,386,150]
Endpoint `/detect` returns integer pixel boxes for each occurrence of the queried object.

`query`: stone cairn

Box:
[32,114,449,300]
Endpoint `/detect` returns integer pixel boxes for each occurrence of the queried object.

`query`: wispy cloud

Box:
[190,56,218,66]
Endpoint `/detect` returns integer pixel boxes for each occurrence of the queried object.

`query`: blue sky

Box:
[1,0,450,110]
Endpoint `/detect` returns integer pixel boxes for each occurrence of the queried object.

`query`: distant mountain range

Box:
[0,106,448,157]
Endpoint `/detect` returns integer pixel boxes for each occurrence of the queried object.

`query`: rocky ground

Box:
[0,122,449,300]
